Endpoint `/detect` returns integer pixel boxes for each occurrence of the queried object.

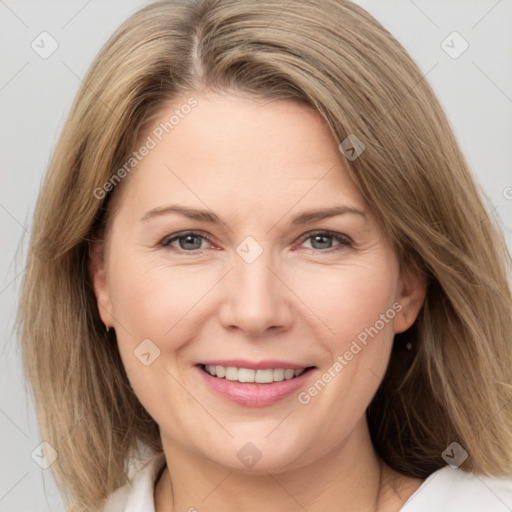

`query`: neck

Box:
[154,417,412,512]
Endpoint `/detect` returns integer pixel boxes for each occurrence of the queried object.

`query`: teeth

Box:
[225,367,238,381]
[273,369,285,382]
[203,365,307,383]
[255,369,274,383]
[238,368,255,382]
[284,369,295,380]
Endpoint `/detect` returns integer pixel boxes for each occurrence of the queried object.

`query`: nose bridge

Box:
[219,237,293,335]
[233,235,276,288]
[235,252,276,297]
[233,241,282,305]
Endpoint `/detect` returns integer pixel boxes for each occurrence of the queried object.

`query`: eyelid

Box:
[160,230,216,249]
[160,229,353,253]
[298,230,353,245]
[294,230,353,253]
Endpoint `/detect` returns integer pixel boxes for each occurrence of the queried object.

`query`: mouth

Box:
[199,364,314,383]
[195,362,317,407]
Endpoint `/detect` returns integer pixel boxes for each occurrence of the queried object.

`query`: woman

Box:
[18,0,512,511]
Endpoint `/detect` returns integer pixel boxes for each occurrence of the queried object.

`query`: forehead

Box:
[113,92,366,219]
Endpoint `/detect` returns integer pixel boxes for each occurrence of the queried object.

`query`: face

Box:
[91,92,425,472]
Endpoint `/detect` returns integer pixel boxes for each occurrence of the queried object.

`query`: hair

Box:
[18,0,512,510]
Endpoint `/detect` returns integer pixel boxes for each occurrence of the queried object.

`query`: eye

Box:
[299,231,352,252]
[160,230,352,254]
[161,231,213,251]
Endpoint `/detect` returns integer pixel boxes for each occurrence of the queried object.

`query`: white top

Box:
[103,453,512,511]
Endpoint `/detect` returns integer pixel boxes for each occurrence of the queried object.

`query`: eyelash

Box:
[160,230,353,254]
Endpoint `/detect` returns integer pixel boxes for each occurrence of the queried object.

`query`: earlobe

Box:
[394,265,427,334]
[88,241,114,328]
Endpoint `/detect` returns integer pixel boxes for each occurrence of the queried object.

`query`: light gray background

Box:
[1,1,511,510]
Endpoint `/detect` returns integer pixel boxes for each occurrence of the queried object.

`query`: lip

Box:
[195,364,316,407]
[198,359,309,370]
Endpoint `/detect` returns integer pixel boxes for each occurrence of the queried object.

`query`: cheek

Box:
[288,256,400,416]
[290,255,400,346]
[107,252,220,364]
[106,255,211,421]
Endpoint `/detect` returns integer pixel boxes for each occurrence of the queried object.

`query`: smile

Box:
[202,364,306,383]
[196,362,316,407]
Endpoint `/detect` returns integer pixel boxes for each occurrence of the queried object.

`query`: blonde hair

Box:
[18,0,512,510]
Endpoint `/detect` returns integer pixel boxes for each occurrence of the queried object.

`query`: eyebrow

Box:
[140,204,365,225]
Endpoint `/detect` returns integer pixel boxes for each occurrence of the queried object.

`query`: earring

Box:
[106,325,111,333]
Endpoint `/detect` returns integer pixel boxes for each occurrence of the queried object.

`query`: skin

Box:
[90,91,427,511]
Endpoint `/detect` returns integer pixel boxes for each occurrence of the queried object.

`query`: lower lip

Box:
[196,365,315,407]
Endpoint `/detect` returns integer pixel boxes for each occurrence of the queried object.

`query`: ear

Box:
[394,264,427,333]
[88,241,114,328]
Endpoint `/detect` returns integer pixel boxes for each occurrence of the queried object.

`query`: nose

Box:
[218,250,294,338]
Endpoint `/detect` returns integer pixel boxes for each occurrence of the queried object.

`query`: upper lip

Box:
[198,360,313,370]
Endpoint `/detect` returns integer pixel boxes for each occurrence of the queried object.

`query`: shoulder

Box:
[102,452,166,512]
[401,466,512,511]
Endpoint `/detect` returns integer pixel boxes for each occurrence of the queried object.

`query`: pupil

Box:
[312,235,331,249]
[180,235,201,250]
